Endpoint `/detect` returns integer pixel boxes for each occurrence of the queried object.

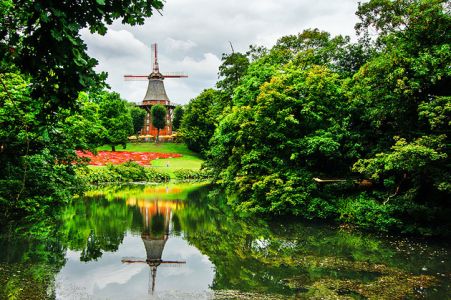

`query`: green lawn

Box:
[98,143,195,156]
[97,142,203,171]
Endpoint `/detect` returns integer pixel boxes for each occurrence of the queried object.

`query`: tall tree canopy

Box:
[151,104,167,142]
[129,104,146,136]
[179,89,227,154]
[217,52,250,98]
[172,105,184,131]
[97,91,133,151]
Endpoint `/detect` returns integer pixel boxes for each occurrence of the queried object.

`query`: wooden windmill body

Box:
[124,43,187,137]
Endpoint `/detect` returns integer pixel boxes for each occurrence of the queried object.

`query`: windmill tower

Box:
[124,43,188,137]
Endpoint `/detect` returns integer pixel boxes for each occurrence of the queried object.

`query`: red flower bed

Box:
[76,150,182,166]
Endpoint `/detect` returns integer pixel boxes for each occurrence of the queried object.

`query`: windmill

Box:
[124,43,188,138]
[121,199,186,294]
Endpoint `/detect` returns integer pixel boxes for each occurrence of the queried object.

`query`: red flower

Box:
[76,151,182,166]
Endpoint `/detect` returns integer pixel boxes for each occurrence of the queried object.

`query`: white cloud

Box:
[81,0,366,104]
[164,38,197,52]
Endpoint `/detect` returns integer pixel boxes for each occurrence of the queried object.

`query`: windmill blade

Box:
[152,43,159,73]
[158,261,187,267]
[162,72,189,78]
[121,257,147,263]
[160,260,186,264]
[124,75,148,81]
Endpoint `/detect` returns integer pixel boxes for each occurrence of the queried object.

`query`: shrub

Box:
[173,169,211,181]
[76,162,169,184]
[336,194,400,232]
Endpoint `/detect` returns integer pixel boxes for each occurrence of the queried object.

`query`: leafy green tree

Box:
[208,63,349,215]
[204,1,450,234]
[64,92,106,150]
[0,71,84,219]
[0,0,163,111]
[217,52,250,99]
[172,105,184,131]
[151,104,167,142]
[349,0,450,198]
[180,89,226,154]
[97,91,133,151]
[129,104,146,136]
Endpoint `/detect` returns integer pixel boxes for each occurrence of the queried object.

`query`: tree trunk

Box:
[156,128,160,143]
[112,145,116,151]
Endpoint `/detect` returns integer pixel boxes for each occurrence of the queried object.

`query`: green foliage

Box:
[97,91,133,151]
[129,104,146,136]
[192,0,451,235]
[64,92,106,150]
[0,0,164,222]
[179,89,227,154]
[173,169,211,181]
[418,96,451,131]
[76,162,169,184]
[217,52,250,98]
[353,135,447,183]
[172,105,184,131]
[0,72,85,219]
[208,55,350,216]
[0,0,163,111]
[151,104,167,141]
[337,194,400,232]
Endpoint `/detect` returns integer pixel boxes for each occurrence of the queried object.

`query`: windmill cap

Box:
[143,77,170,101]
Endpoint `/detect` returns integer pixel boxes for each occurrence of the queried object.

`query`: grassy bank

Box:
[95,142,204,178]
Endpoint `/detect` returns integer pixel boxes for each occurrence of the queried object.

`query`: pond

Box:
[1,183,450,299]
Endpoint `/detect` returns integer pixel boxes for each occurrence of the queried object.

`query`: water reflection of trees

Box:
[0,222,66,299]
[174,187,443,298]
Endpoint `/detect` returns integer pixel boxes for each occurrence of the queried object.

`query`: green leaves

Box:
[129,104,146,135]
[197,1,451,235]
[96,91,133,150]
[179,89,226,154]
[353,135,448,180]
[151,104,167,131]
[172,106,185,131]
[418,96,451,131]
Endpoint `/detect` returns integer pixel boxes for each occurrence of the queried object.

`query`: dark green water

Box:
[0,183,450,299]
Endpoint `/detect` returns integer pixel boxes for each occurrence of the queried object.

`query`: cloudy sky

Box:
[81,0,365,105]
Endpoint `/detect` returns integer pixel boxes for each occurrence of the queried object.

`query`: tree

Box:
[0,0,164,111]
[0,71,85,219]
[180,89,226,154]
[129,105,146,136]
[151,104,167,142]
[65,92,106,151]
[97,91,133,151]
[172,105,184,131]
[208,63,348,215]
[217,52,250,99]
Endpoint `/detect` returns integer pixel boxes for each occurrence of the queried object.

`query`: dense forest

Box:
[179,0,450,235]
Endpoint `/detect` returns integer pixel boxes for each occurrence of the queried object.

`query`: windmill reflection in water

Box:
[121,187,186,294]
